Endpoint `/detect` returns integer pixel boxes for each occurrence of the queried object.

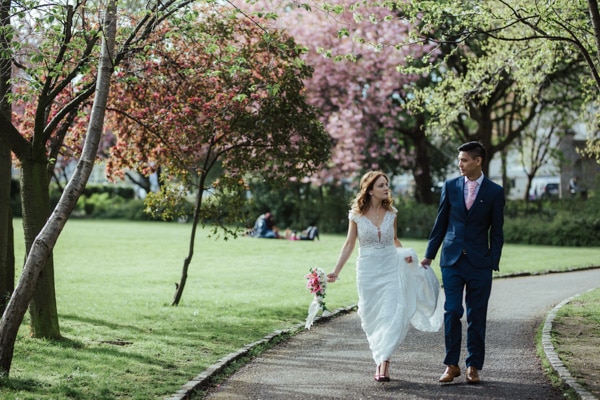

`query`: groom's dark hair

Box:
[458,141,486,163]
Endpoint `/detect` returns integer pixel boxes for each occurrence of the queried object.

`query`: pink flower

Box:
[304,267,329,330]
[305,267,328,311]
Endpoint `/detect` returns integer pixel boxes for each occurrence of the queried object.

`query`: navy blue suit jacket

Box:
[425,176,504,270]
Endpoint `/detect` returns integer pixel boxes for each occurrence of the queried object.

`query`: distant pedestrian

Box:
[328,171,442,382]
[420,141,505,384]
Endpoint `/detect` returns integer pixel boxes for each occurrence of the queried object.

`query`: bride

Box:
[327,171,442,382]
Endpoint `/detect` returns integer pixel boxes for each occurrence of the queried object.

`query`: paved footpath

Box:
[202,269,600,400]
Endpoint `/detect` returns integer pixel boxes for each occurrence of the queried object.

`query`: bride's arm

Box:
[327,220,357,282]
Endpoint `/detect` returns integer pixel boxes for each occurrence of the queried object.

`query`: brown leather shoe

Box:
[439,365,461,383]
[466,366,480,384]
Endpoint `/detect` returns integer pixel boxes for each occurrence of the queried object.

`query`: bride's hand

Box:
[327,272,338,283]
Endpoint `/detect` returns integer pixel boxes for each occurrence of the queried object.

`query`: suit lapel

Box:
[470,178,487,210]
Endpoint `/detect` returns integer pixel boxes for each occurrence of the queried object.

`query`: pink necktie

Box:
[466,180,477,210]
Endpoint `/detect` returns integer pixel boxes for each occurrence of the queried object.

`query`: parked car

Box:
[529,179,561,200]
[540,183,560,199]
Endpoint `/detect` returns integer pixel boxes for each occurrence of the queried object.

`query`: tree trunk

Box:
[172,174,206,306]
[171,257,191,307]
[587,0,600,89]
[0,0,14,314]
[500,149,509,200]
[406,116,435,205]
[411,132,435,205]
[525,173,534,202]
[0,0,117,376]
[0,139,13,313]
[20,159,61,339]
[477,116,493,176]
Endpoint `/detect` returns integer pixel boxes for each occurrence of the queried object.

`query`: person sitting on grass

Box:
[299,225,319,241]
[249,211,280,239]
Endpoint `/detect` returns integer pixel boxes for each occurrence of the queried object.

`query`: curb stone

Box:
[164,305,357,400]
[542,289,598,400]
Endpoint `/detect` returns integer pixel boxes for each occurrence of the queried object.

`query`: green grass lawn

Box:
[551,287,600,397]
[3,219,600,399]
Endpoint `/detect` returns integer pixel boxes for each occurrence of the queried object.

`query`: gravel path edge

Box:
[541,288,598,400]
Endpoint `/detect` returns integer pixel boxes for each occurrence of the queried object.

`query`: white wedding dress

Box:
[351,209,443,366]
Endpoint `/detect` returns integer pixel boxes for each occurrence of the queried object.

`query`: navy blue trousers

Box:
[441,255,492,370]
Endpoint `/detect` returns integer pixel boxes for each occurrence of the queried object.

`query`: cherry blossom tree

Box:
[105,5,330,305]
[232,0,450,201]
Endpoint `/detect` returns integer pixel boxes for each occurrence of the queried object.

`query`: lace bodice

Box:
[350,208,397,249]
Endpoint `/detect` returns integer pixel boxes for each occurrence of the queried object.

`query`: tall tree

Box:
[1,0,198,339]
[0,0,117,376]
[427,38,579,176]
[105,6,330,305]
[324,1,584,185]
[0,0,13,314]
[236,0,447,202]
[519,118,564,201]
[396,0,600,160]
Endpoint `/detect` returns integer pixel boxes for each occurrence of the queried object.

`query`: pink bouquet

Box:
[304,267,328,329]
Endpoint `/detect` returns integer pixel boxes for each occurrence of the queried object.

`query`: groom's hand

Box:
[420,257,433,269]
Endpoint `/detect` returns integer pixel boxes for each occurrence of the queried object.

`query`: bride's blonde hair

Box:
[350,171,394,216]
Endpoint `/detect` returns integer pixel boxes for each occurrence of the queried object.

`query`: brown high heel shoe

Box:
[374,360,390,382]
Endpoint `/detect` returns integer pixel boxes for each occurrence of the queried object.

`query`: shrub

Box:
[398,193,600,246]
[83,184,136,199]
[244,180,351,234]
[394,198,438,239]
[503,195,600,246]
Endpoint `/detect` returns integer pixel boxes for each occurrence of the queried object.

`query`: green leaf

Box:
[337,28,349,39]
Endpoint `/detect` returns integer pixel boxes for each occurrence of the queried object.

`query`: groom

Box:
[420,141,504,384]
